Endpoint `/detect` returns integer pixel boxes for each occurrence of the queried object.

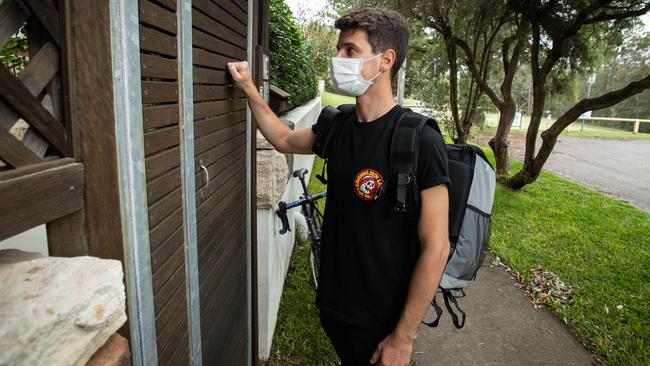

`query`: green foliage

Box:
[300,20,338,83]
[580,29,650,120]
[0,26,28,73]
[269,0,319,111]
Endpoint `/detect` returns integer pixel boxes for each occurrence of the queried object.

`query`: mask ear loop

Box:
[362,53,385,83]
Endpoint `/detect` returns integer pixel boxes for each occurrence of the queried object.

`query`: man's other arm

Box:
[227,61,315,154]
[371,184,450,365]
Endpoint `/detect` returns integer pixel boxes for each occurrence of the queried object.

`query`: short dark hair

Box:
[334,8,409,79]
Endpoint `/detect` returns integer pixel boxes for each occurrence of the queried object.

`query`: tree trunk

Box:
[446,40,462,141]
[490,102,515,175]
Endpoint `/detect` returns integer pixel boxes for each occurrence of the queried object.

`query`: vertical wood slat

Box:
[61,0,126,263]
[47,209,88,256]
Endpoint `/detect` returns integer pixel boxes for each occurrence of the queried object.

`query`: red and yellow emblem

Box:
[353,168,384,201]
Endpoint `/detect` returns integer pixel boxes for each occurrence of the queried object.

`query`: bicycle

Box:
[275,168,326,289]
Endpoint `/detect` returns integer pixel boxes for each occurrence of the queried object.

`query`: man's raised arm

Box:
[227,61,316,154]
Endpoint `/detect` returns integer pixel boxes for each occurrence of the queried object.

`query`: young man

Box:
[228,8,450,366]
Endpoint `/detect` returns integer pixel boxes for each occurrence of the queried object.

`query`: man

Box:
[228,8,450,366]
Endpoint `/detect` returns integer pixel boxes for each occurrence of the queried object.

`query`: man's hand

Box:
[227,61,254,92]
[369,332,413,366]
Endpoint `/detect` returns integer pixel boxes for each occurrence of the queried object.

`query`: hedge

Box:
[269,0,319,111]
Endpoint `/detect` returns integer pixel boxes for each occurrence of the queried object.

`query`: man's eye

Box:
[346,47,355,55]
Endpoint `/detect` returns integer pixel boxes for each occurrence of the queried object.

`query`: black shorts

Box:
[320,312,393,366]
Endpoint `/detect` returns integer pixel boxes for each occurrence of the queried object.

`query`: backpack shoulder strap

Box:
[389,108,431,222]
[312,104,355,158]
[312,104,356,184]
[425,118,443,136]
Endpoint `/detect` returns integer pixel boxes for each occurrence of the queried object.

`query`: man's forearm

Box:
[393,243,448,342]
[241,83,292,150]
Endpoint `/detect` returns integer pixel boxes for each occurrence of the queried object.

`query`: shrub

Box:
[269,0,318,111]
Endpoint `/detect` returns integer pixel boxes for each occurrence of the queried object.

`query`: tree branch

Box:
[585,3,650,24]
[544,74,650,137]
[454,36,504,108]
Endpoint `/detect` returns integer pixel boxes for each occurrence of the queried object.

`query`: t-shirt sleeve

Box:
[417,125,451,190]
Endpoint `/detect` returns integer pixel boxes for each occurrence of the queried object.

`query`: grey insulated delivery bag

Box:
[314,105,497,329]
[387,108,496,329]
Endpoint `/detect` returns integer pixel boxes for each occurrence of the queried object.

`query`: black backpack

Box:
[312,104,496,329]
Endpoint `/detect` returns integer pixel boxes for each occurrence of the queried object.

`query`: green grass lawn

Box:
[321,91,355,107]
[485,151,650,365]
[263,93,650,365]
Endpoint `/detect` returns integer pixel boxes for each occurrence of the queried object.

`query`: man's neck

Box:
[355,82,397,123]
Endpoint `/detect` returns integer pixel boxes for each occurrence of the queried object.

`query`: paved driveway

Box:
[507,135,650,212]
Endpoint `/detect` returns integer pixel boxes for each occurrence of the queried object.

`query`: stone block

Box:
[256,149,289,208]
[0,250,127,366]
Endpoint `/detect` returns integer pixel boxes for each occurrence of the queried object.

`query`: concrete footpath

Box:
[412,252,596,366]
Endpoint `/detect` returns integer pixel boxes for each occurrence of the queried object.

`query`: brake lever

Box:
[276,201,291,235]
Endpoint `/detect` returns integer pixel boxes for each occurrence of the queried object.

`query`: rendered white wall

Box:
[257,96,321,360]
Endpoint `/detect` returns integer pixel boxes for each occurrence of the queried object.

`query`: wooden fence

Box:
[0,0,86,256]
[579,116,650,134]
[1,0,265,364]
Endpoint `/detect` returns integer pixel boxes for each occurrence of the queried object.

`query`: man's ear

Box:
[381,49,396,72]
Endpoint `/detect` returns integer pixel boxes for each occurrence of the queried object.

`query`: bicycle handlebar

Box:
[275,191,327,234]
[275,168,327,234]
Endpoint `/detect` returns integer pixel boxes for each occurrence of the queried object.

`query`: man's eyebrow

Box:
[336,42,358,50]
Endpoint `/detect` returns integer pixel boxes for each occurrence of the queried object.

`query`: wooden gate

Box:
[191,0,250,363]
[2,0,263,363]
[136,0,260,364]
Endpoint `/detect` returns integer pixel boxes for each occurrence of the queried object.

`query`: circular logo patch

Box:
[353,168,384,201]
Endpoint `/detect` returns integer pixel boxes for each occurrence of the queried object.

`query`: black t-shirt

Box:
[311,104,450,331]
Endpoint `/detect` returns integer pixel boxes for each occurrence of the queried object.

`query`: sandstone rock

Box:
[257,149,289,208]
[86,333,130,366]
[256,130,274,150]
[0,250,127,366]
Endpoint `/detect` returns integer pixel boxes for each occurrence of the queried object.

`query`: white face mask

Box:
[330,53,383,97]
